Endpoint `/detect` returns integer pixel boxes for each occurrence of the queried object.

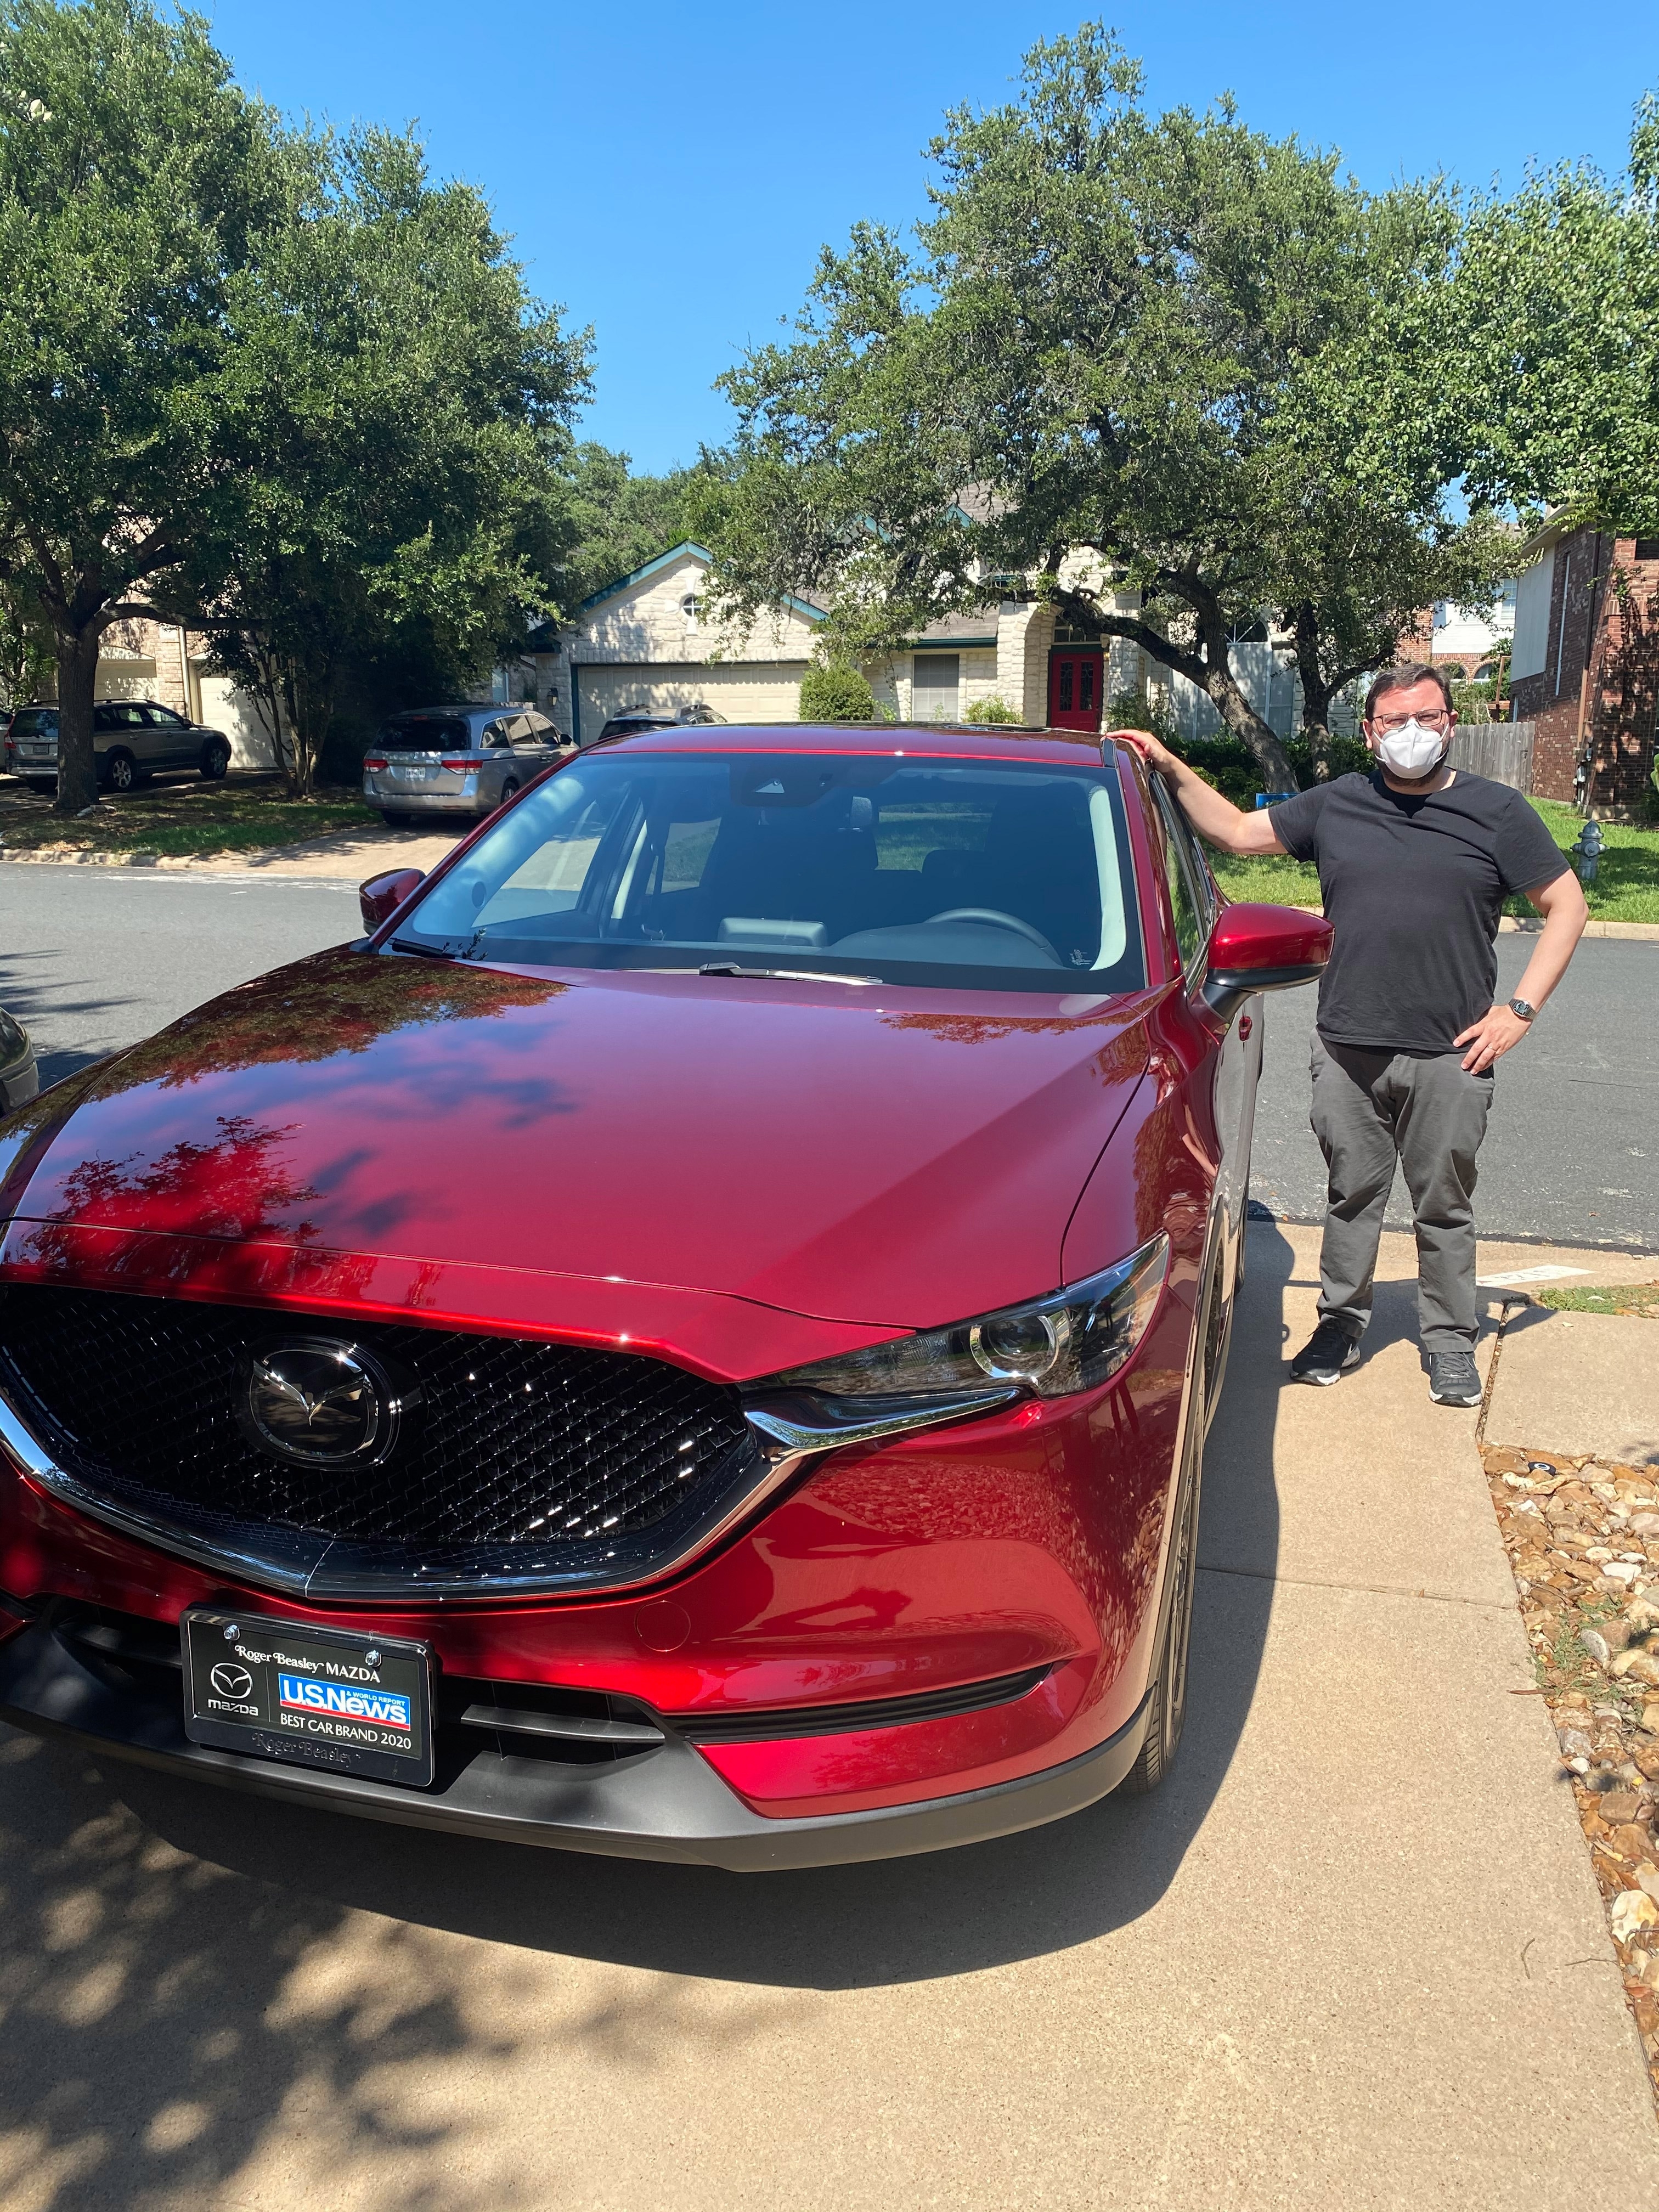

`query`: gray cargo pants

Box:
[1310,1037,1494,1355]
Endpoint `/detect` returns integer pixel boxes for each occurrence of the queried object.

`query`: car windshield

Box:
[11,709,57,737]
[394,749,1145,994]
[382,715,472,751]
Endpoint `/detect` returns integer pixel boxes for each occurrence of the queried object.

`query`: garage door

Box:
[573,662,809,743]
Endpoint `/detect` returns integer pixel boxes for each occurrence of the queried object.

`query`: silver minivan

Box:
[363,705,569,824]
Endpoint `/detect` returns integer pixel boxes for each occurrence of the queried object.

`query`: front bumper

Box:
[0,1611,1149,1870]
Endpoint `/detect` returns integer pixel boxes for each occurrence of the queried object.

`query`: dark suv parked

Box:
[5,702,233,793]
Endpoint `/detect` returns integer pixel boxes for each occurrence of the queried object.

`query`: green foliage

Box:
[170,122,589,795]
[1451,679,1493,725]
[799,660,876,722]
[1457,97,1659,537]
[0,0,288,809]
[708,24,1487,785]
[1104,687,1182,747]
[552,446,730,609]
[963,693,1022,723]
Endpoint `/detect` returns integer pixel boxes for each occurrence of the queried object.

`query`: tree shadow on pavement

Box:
[21,1230,1293,2025]
[0,944,129,1088]
[0,1726,516,2212]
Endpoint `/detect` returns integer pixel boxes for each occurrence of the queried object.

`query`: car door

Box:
[477,716,516,807]
[1150,778,1261,1312]
[96,702,150,777]
[140,704,195,770]
[513,710,557,777]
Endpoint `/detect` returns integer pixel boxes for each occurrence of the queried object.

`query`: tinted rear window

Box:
[10,709,57,736]
[382,716,472,751]
[395,750,1144,995]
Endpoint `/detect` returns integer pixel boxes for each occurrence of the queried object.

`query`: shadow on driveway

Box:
[0,1229,1296,2209]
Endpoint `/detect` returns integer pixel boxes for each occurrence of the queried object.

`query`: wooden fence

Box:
[1448,719,1536,793]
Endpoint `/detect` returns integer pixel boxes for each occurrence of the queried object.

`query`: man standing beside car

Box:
[1118,663,1588,1407]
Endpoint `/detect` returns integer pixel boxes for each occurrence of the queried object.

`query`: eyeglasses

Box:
[1372,709,1452,735]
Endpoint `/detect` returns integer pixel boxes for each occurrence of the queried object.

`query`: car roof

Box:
[590,720,1118,768]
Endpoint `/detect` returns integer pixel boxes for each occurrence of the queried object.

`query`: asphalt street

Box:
[2,861,1656,1250]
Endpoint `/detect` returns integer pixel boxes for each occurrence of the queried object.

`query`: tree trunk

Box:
[52,625,102,816]
[1197,651,1296,789]
[1291,602,1331,781]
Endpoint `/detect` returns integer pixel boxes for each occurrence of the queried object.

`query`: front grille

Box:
[0,1286,759,1594]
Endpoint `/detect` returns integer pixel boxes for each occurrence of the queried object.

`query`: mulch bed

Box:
[1487,1441,1659,2091]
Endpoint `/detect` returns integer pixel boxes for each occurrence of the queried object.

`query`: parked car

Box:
[595,704,727,744]
[0,721,1329,1867]
[7,702,233,793]
[0,1005,35,1112]
[362,705,569,824]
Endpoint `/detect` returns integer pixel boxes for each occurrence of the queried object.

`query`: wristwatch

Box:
[1508,997,1537,1022]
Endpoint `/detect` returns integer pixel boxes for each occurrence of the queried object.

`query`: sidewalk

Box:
[0,1222,1654,2210]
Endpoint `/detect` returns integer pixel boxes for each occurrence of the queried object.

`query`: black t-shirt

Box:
[1268,770,1570,1054]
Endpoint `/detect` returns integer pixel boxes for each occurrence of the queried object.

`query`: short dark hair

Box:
[1364,662,1454,720]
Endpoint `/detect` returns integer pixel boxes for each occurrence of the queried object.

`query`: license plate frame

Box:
[180,1607,435,1787]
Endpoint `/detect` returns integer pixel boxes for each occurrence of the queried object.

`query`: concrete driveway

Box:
[2,1221,1655,2210]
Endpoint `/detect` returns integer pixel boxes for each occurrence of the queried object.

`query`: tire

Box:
[1119,1333,1205,1795]
[497,778,519,809]
[200,737,230,781]
[380,810,413,828]
[101,749,137,794]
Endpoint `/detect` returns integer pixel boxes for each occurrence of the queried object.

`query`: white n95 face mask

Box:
[1375,719,1448,780]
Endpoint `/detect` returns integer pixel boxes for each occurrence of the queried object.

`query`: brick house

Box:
[88,614,274,766]
[1508,525,1659,812]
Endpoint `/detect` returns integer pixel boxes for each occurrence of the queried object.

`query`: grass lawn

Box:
[1211,795,1659,923]
[1538,1282,1659,1319]
[0,776,376,858]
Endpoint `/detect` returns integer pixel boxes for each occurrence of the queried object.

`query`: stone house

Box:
[1508,526,1659,811]
[538,540,1301,746]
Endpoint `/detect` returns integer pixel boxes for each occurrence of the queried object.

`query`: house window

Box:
[681,595,702,630]
[911,653,960,721]
[1636,540,1659,562]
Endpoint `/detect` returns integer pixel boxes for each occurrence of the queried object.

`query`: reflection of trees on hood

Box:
[42,1115,321,1244]
[878,1007,1148,1087]
[81,951,568,1100]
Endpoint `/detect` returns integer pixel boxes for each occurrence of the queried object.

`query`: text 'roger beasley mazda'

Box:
[0,723,1329,1867]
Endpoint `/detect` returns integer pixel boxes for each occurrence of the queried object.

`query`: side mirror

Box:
[1202,901,1332,1022]
[359,867,425,934]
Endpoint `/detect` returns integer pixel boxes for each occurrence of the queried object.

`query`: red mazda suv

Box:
[0,724,1328,1867]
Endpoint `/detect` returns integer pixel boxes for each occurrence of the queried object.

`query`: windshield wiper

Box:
[390,935,458,960]
[696,962,878,985]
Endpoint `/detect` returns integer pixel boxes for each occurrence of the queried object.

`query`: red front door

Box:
[1048,648,1103,731]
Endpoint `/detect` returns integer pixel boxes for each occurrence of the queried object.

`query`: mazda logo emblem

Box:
[235,1339,414,1468]
[210,1663,254,1699]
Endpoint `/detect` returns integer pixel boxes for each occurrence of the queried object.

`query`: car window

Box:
[99,703,146,729]
[396,751,1146,996]
[141,706,187,729]
[10,709,57,736]
[381,716,470,752]
[1150,780,1206,973]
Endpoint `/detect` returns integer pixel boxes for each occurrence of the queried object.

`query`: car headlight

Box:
[774,1233,1169,1404]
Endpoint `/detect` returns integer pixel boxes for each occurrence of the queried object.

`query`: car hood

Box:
[0,948,1151,1345]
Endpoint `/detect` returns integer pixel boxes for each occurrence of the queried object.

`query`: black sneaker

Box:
[1289,1318,1362,1386]
[1427,1350,1482,1407]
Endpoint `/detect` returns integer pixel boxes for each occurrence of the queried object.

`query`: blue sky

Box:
[204,1,1659,475]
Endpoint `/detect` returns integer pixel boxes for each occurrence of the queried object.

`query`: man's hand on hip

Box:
[1455,1003,1531,1074]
